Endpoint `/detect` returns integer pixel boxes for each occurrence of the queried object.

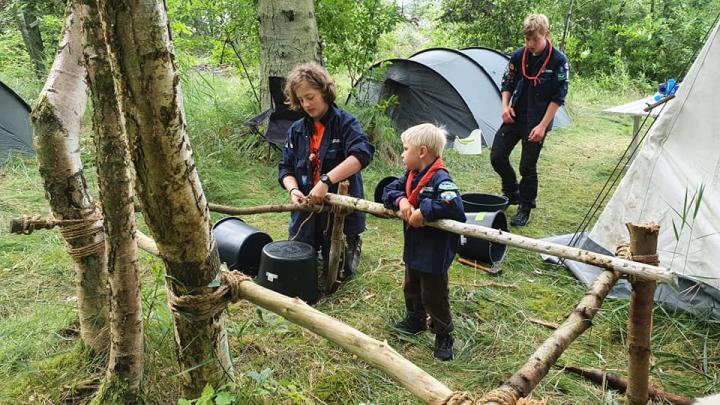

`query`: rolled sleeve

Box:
[278,131,297,188]
[551,59,570,106]
[344,118,375,169]
[382,175,407,210]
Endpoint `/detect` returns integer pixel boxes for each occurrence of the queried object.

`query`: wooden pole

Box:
[208,202,328,216]
[324,194,676,285]
[481,269,621,404]
[625,223,660,405]
[326,181,350,293]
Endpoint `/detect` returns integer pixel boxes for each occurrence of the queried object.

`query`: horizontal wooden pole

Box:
[324,194,677,285]
[208,202,328,215]
[127,234,455,404]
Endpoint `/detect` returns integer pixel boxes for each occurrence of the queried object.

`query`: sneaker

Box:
[392,316,427,335]
[510,207,531,227]
[434,334,454,361]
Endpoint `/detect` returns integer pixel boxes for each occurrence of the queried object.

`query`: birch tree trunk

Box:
[31,2,110,355]
[97,0,231,397]
[13,0,45,78]
[257,0,321,109]
[80,0,143,400]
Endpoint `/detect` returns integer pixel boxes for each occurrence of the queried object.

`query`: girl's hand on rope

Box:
[289,188,305,205]
[398,198,413,221]
[408,208,425,228]
[308,181,329,204]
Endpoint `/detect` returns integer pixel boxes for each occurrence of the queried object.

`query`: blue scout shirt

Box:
[382,164,466,274]
[501,45,569,131]
[278,105,375,243]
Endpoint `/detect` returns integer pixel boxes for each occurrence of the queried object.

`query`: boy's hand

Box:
[398,198,413,221]
[502,107,516,124]
[289,188,305,204]
[308,182,329,204]
[408,209,425,228]
[528,123,547,142]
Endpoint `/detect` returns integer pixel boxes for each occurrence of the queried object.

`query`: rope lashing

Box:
[166,269,253,322]
[615,243,659,265]
[478,388,520,405]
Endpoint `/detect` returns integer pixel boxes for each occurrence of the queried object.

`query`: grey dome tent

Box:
[351,47,571,147]
[0,81,34,163]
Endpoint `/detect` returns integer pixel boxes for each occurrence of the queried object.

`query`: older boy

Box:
[491,14,569,226]
[382,123,465,361]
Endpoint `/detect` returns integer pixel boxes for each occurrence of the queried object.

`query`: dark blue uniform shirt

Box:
[382,164,466,274]
[501,45,569,130]
[278,105,375,244]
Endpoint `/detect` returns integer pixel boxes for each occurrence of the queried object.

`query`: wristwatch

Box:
[319,174,333,187]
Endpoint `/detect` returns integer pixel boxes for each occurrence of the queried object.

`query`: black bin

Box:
[458,210,508,266]
[461,193,509,212]
[374,176,399,203]
[257,240,319,305]
[213,217,273,276]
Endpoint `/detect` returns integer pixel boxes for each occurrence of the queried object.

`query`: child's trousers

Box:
[404,266,453,335]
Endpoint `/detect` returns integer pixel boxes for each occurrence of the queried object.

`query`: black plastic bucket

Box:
[213,217,273,276]
[462,193,509,212]
[458,210,508,266]
[374,176,399,203]
[257,240,319,305]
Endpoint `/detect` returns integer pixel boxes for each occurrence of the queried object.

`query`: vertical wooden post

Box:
[326,181,350,293]
[625,223,660,405]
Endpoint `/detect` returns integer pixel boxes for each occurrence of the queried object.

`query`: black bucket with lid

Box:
[458,210,508,266]
[462,193,510,212]
[374,176,399,204]
[257,240,319,305]
[213,217,273,276]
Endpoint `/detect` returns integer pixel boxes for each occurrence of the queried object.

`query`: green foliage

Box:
[166,0,260,70]
[316,0,403,84]
[437,0,720,81]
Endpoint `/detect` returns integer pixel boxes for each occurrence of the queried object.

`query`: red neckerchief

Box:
[405,158,447,207]
[522,39,553,87]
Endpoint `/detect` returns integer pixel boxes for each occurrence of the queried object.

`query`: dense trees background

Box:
[3,0,719,94]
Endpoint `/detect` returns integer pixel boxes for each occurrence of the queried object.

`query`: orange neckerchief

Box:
[405,158,447,207]
[309,121,325,184]
[522,39,553,87]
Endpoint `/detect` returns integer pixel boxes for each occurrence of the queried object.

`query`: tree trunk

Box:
[97,0,231,397]
[257,0,321,109]
[80,0,143,400]
[31,2,110,355]
[625,223,660,405]
[13,0,45,78]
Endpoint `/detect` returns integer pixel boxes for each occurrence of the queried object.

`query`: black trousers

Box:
[404,267,453,336]
[490,123,545,208]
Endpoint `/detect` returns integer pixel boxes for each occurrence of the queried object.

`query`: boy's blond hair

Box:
[523,14,550,37]
[284,62,337,111]
[401,123,447,157]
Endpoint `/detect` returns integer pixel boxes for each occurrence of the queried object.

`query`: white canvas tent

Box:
[547,20,720,317]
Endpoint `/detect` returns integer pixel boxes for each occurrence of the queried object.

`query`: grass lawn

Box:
[1,76,719,404]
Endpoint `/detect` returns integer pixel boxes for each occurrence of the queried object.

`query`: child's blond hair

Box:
[284,62,337,111]
[401,123,447,157]
[523,14,550,37]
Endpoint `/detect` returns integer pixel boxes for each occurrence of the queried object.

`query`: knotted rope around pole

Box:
[166,269,254,322]
[616,243,659,266]
[478,388,521,405]
[10,211,106,259]
[441,391,475,404]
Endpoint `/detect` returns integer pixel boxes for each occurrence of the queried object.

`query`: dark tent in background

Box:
[350,47,571,147]
[0,81,34,163]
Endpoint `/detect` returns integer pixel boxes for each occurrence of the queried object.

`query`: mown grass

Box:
[1,73,719,405]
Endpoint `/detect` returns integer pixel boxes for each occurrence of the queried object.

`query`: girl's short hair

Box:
[523,14,550,37]
[284,62,336,111]
[401,123,447,157]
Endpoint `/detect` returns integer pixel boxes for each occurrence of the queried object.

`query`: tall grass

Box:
[2,71,720,404]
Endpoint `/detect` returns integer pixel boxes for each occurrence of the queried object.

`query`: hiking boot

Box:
[393,316,427,335]
[510,207,531,227]
[434,334,454,361]
[504,192,520,206]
